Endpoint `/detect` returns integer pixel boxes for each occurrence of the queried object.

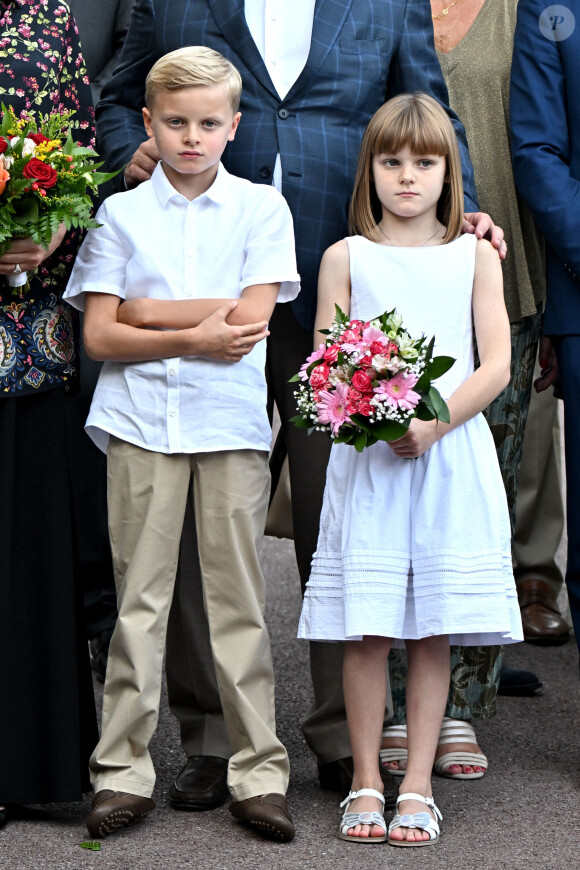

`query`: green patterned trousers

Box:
[389,308,542,723]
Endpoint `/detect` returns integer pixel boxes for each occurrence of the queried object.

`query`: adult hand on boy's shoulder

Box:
[125,138,161,188]
[193,302,269,362]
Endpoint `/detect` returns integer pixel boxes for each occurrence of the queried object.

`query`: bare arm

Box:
[463,212,507,260]
[83,293,269,363]
[313,240,352,347]
[117,281,280,330]
[389,238,511,457]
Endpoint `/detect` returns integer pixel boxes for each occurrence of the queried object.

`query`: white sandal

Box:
[433,717,488,779]
[388,792,442,847]
[339,788,387,843]
[379,724,408,776]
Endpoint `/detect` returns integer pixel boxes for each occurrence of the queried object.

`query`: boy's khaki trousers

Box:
[89,438,289,801]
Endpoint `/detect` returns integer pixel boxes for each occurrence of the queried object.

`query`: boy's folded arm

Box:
[118,282,280,330]
[84,292,269,363]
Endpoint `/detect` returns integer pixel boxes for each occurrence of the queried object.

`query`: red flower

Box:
[323,344,340,363]
[0,137,7,154]
[28,132,50,145]
[352,370,372,391]
[370,340,387,355]
[358,400,374,416]
[309,364,330,389]
[359,355,374,368]
[22,157,57,189]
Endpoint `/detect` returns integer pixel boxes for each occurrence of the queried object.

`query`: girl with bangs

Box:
[298,93,521,847]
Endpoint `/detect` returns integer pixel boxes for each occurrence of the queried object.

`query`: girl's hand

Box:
[388,418,442,458]
[0,223,67,276]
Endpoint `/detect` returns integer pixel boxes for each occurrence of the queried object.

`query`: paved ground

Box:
[1,534,578,870]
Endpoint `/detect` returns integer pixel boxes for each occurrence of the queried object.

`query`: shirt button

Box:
[278,108,289,120]
[168,368,175,376]
[169,409,176,417]
[186,291,193,298]
[259,166,272,179]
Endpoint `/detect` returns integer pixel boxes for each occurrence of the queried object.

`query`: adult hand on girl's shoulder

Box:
[462,212,507,260]
[387,418,443,459]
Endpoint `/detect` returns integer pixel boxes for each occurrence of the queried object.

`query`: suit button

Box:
[259,166,272,179]
[278,108,289,119]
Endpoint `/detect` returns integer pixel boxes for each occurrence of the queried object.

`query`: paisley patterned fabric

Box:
[0,0,94,396]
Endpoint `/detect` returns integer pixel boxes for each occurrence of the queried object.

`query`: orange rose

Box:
[0,166,10,195]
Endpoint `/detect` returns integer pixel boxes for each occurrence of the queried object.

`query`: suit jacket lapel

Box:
[208,0,279,99]
[285,0,355,102]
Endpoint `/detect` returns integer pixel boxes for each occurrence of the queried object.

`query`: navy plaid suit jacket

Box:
[98,0,477,329]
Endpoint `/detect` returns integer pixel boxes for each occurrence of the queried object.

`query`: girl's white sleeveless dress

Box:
[298,234,523,647]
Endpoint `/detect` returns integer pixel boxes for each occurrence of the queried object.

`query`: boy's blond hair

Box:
[145,46,242,111]
[349,92,464,244]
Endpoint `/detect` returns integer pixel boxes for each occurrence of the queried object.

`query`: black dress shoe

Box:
[169,755,230,811]
[317,756,398,808]
[497,663,543,696]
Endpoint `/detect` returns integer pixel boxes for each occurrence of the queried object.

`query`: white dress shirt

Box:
[64,162,300,455]
[245,0,316,190]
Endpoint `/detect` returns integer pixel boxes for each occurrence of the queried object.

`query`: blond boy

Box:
[64,46,299,841]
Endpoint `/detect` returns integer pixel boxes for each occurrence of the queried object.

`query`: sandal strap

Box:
[438,717,477,746]
[379,747,408,763]
[381,724,408,739]
[339,788,385,809]
[434,750,487,771]
[388,811,440,840]
[341,811,387,834]
[396,793,442,821]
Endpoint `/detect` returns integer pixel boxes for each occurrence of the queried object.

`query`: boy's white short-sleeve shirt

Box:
[64,162,300,454]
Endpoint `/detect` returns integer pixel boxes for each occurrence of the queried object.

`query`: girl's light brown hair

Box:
[349,92,464,244]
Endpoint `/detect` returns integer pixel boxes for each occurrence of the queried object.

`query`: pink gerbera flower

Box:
[298,343,326,380]
[316,382,352,435]
[374,372,421,410]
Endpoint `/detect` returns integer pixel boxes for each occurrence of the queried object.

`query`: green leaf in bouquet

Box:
[425,355,455,380]
[12,196,39,225]
[63,128,75,156]
[414,371,430,393]
[333,303,350,327]
[415,402,436,421]
[354,430,368,452]
[350,414,374,435]
[333,431,356,446]
[429,386,451,424]
[423,335,435,365]
[288,373,301,383]
[369,418,409,442]
[289,414,313,429]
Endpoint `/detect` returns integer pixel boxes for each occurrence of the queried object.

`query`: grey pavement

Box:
[1,535,578,870]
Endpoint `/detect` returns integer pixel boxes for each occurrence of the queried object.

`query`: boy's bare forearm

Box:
[118,283,280,330]
[84,294,268,363]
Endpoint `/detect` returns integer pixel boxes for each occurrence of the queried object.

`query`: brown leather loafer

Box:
[518,578,570,645]
[85,790,155,838]
[229,793,295,841]
[169,755,229,811]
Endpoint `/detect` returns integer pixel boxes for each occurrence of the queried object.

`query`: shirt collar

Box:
[151,161,230,207]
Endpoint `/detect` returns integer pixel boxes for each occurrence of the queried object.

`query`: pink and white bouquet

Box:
[291,305,455,451]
